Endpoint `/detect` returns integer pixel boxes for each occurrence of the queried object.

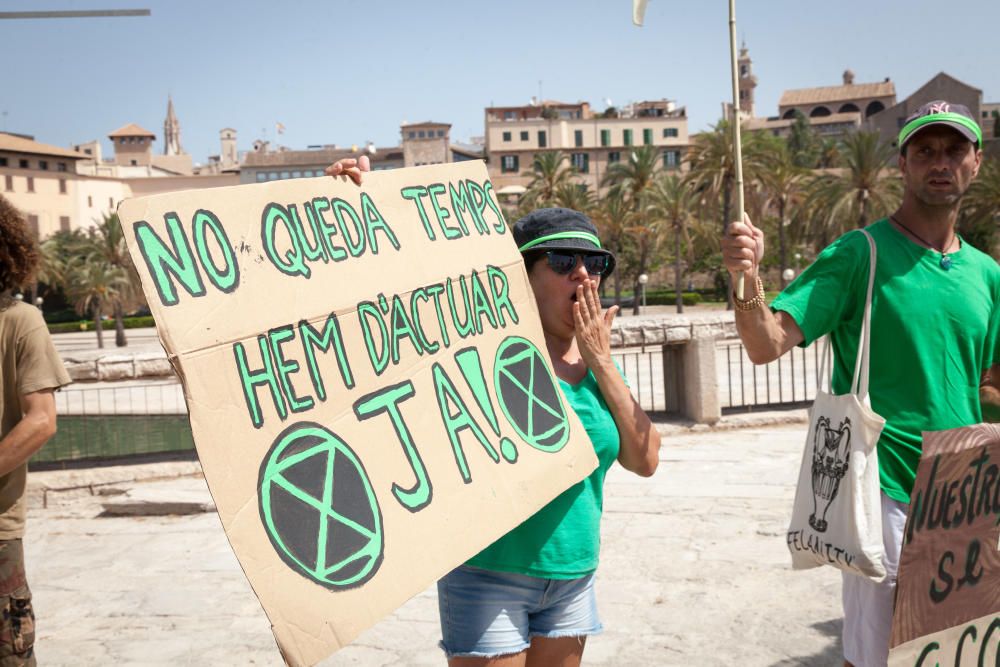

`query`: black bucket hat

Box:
[511,207,616,277]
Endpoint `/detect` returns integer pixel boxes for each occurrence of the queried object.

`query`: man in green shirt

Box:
[721,101,1000,667]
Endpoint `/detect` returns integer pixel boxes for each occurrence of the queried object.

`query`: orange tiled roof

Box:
[779,81,895,107]
[0,132,86,159]
[108,123,156,138]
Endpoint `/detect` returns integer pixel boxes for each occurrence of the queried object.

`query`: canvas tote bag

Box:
[786,229,886,580]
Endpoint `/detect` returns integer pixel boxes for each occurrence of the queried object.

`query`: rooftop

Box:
[108,123,156,139]
[243,146,403,168]
[0,132,87,159]
[779,80,895,107]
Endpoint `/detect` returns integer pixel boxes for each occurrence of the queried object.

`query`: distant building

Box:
[401,122,450,166]
[778,70,895,120]
[163,95,183,157]
[867,72,985,149]
[240,120,483,184]
[240,143,403,184]
[983,102,1000,141]
[108,123,156,168]
[484,98,688,195]
[737,44,757,117]
[0,132,91,238]
[737,49,895,141]
[3,97,241,239]
[744,112,862,139]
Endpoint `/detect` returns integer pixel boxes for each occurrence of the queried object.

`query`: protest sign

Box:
[117,161,598,666]
[889,424,1000,666]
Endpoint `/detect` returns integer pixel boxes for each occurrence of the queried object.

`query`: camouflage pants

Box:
[0,540,34,667]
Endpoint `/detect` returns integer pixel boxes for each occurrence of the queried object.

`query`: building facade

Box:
[778,71,896,120]
[484,99,688,194]
[401,122,450,166]
[866,72,985,149]
[240,120,482,184]
[0,132,91,238]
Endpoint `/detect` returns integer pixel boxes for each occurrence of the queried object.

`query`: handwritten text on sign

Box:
[119,162,597,666]
[889,424,1000,666]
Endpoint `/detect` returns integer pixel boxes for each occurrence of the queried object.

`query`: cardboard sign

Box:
[117,162,598,666]
[889,424,1000,666]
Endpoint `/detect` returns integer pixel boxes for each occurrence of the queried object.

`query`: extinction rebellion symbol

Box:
[494,336,570,453]
[810,416,852,533]
[258,422,384,590]
[257,335,572,589]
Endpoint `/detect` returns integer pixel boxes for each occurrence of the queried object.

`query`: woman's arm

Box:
[573,280,660,477]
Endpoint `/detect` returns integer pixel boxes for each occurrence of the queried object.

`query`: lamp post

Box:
[638,273,648,315]
[782,268,795,284]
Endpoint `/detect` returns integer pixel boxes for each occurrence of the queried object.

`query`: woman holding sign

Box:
[328,157,660,667]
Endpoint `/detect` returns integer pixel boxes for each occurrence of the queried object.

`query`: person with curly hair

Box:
[0,196,39,295]
[0,195,70,665]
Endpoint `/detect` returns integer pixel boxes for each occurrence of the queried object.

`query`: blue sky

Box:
[4,0,998,164]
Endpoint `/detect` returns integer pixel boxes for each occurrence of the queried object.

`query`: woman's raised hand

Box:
[324,155,371,185]
[573,279,618,369]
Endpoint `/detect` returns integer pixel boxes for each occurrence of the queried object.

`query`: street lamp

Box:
[638,273,649,314]
[34,296,43,311]
[782,268,795,283]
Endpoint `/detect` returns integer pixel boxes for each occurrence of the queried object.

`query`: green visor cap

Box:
[898,106,982,150]
[517,231,602,252]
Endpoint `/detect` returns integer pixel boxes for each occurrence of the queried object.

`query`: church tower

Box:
[163,95,184,156]
[737,43,758,117]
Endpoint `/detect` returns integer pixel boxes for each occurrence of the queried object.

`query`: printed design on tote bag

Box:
[809,415,852,532]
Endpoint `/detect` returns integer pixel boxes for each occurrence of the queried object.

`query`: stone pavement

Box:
[24,417,850,667]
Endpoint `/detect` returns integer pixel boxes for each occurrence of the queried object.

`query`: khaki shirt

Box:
[0,299,70,538]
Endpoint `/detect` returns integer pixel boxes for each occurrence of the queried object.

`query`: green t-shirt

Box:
[772,219,1000,503]
[465,368,622,579]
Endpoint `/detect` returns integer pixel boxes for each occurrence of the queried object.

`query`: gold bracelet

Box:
[734,276,765,312]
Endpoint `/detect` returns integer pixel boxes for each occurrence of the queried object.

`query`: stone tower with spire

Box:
[737,42,758,117]
[163,95,184,156]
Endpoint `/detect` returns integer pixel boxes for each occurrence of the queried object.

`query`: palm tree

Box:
[687,120,775,233]
[603,145,661,208]
[758,142,808,288]
[66,260,131,349]
[805,131,901,248]
[520,151,576,209]
[590,193,636,306]
[603,146,663,314]
[88,213,143,346]
[37,230,79,296]
[961,155,1000,256]
[687,120,776,307]
[645,174,696,312]
[552,182,594,212]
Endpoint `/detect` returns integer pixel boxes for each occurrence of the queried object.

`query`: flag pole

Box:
[728,0,746,299]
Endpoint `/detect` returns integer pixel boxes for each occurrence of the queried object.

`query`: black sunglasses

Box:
[544,251,610,276]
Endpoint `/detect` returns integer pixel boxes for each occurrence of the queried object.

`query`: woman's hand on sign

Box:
[573,279,617,371]
[325,156,370,186]
[721,212,764,280]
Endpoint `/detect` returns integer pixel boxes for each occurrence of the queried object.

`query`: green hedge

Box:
[644,291,703,306]
[33,414,193,464]
[47,315,155,334]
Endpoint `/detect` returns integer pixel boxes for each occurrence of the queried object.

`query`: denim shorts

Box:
[437,564,603,658]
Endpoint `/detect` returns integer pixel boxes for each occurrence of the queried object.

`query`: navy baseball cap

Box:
[512,208,616,277]
[898,100,982,152]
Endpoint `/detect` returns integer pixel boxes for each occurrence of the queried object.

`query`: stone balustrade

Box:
[61,312,739,424]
